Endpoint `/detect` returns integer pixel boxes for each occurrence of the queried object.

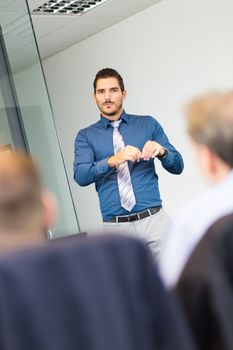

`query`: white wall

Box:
[43,0,233,232]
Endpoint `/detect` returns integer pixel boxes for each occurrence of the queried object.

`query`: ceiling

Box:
[0,0,161,73]
[28,0,161,60]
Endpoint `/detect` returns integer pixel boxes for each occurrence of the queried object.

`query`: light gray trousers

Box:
[103,208,171,261]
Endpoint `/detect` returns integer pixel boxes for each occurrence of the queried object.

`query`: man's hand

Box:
[108,145,142,167]
[142,141,167,160]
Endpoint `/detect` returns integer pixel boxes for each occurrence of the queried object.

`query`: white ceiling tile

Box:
[32,15,75,38]
[37,14,125,58]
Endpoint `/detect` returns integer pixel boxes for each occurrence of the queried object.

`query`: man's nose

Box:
[104,91,112,100]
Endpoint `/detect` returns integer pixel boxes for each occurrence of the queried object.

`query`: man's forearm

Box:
[74,158,110,186]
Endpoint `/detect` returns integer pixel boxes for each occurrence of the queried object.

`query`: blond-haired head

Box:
[186,91,233,167]
[0,150,57,252]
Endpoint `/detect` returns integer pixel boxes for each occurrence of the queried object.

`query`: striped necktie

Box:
[112,120,136,212]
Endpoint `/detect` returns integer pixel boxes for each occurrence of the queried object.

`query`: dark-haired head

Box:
[93,68,125,93]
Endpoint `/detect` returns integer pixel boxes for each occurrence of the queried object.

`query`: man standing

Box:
[74,68,184,258]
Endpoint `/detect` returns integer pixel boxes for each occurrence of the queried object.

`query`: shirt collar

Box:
[100,110,129,128]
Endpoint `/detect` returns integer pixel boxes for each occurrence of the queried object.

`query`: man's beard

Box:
[100,102,123,117]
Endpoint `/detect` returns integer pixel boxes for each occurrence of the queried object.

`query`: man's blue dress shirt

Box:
[74,111,184,221]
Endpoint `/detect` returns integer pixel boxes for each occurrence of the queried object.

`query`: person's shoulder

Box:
[86,119,103,130]
[75,121,103,143]
[170,186,223,240]
[78,120,103,133]
[173,191,211,223]
[126,113,159,124]
[159,187,225,287]
[127,113,154,119]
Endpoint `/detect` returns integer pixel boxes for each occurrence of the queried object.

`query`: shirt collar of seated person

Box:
[0,149,57,254]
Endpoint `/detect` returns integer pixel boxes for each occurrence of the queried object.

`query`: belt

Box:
[105,206,162,223]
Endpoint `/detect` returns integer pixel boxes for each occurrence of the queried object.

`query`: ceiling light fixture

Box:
[32,0,111,15]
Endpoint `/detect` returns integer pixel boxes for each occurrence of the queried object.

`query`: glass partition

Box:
[0,0,79,237]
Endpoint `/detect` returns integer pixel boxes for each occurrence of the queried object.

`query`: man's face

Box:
[93,77,126,120]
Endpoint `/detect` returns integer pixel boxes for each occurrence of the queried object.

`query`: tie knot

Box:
[111,120,121,128]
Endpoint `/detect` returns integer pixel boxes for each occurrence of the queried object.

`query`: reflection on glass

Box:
[0,0,79,237]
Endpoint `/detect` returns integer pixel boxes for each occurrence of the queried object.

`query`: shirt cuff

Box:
[160,150,174,164]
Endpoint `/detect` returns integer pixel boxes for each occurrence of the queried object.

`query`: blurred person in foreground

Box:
[0,149,57,253]
[159,90,233,287]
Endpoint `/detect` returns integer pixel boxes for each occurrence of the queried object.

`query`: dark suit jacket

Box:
[0,234,194,350]
[175,213,233,350]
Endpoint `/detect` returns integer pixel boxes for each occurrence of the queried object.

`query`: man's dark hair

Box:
[93,68,125,93]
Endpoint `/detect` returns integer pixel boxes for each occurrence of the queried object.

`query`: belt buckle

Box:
[128,213,139,222]
[126,214,134,222]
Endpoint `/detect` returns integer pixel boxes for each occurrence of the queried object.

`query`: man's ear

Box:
[195,144,218,183]
[123,90,127,101]
[41,191,58,231]
[93,92,97,104]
